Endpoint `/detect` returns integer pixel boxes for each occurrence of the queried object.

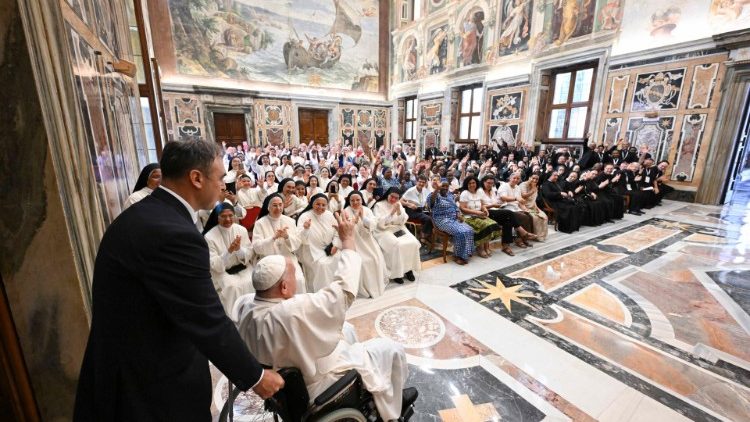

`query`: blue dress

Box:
[430,192,474,260]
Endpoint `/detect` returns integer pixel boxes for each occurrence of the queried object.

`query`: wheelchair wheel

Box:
[314,408,367,422]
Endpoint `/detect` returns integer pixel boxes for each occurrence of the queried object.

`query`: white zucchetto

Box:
[252,255,287,291]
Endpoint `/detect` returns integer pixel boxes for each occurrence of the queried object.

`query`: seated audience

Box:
[401,175,433,242]
[203,203,254,315]
[517,173,549,241]
[343,191,389,297]
[252,194,305,292]
[297,194,341,292]
[372,188,421,284]
[429,180,475,265]
[277,178,307,218]
[541,172,583,233]
[459,176,501,258]
[498,172,534,244]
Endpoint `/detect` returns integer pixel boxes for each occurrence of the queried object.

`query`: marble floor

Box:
[212,197,750,421]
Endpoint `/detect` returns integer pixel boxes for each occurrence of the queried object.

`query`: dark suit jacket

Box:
[74,188,263,421]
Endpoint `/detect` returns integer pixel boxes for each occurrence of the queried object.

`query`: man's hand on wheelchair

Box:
[253,369,285,399]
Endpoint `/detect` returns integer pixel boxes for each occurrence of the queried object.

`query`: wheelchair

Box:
[219,367,417,422]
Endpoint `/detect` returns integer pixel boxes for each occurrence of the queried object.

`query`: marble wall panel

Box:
[607,75,630,113]
[597,54,727,193]
[163,93,206,141]
[601,117,622,144]
[631,68,686,112]
[484,85,529,148]
[418,98,443,153]
[672,113,708,182]
[687,62,720,109]
[625,116,675,163]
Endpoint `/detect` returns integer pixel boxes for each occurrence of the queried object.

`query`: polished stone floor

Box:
[211,196,750,421]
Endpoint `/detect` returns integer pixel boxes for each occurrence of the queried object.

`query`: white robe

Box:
[123,187,152,210]
[343,206,389,298]
[372,202,421,279]
[297,210,341,292]
[205,224,255,315]
[339,186,354,204]
[238,250,407,420]
[252,215,306,293]
[237,187,262,208]
[283,194,308,218]
[362,190,378,208]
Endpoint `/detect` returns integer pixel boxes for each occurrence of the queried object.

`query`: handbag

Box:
[226,264,247,275]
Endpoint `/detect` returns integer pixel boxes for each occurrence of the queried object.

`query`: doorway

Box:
[722,85,750,204]
[299,109,329,145]
[214,113,247,148]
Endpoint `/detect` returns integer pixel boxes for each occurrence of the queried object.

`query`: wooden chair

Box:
[539,198,558,231]
[429,217,451,263]
[405,218,422,239]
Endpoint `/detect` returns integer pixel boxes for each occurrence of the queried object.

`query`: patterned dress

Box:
[430,192,475,260]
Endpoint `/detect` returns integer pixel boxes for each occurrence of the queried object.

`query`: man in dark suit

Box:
[74,140,284,421]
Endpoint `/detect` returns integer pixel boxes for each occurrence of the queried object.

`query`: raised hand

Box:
[303,218,312,230]
[228,235,242,253]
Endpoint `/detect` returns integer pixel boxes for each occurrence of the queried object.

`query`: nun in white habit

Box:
[252,194,306,293]
[343,191,389,298]
[123,163,161,210]
[296,194,341,292]
[203,203,255,315]
[237,215,412,421]
[372,187,421,284]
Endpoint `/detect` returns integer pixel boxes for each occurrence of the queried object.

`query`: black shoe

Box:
[605,219,615,223]
[402,387,418,412]
[393,278,404,284]
[405,271,415,282]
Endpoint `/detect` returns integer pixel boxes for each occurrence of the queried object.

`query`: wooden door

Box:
[214,113,246,148]
[299,109,329,145]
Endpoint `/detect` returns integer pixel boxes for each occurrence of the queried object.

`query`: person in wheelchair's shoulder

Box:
[237,212,418,421]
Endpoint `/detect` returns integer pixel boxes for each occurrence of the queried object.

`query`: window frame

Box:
[456,85,483,144]
[402,96,418,145]
[544,62,598,144]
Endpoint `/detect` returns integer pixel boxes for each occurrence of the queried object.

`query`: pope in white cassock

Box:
[238,212,414,421]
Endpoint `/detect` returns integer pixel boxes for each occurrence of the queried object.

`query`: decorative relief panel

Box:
[489,92,523,120]
[608,75,630,113]
[418,98,443,154]
[626,117,675,163]
[631,69,686,112]
[489,124,519,148]
[687,63,720,109]
[339,106,390,153]
[164,93,205,141]
[598,54,727,192]
[601,117,623,145]
[673,114,707,182]
[253,100,292,147]
[484,85,529,148]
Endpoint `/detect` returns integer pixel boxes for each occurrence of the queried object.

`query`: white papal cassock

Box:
[238,251,407,420]
[372,202,421,280]
[205,223,254,315]
[251,215,306,293]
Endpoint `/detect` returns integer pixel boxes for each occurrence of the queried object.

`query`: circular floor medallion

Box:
[374,306,446,348]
